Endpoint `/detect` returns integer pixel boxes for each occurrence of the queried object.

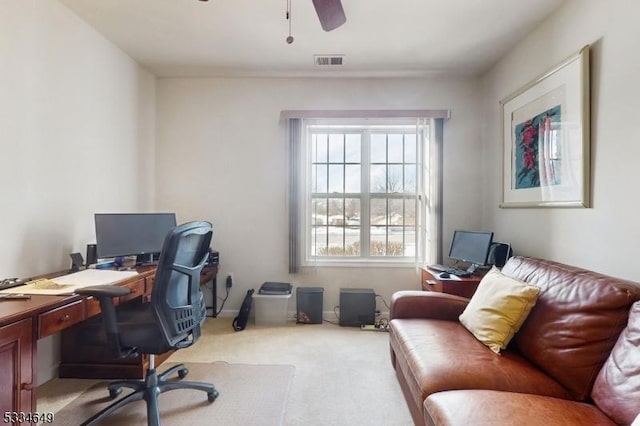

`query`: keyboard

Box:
[427,264,448,272]
[427,264,473,278]
[0,278,30,291]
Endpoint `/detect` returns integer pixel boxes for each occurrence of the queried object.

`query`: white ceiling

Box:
[59,0,565,78]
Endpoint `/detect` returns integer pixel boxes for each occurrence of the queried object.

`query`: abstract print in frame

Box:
[501,46,590,208]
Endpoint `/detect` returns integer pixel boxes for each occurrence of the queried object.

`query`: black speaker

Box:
[296,287,324,324]
[339,288,375,327]
[86,243,98,266]
[487,242,512,268]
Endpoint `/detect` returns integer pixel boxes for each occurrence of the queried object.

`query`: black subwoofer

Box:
[339,288,375,327]
[296,287,324,324]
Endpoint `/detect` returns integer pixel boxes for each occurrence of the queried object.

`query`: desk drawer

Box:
[39,300,86,338]
[120,278,145,303]
[86,290,130,317]
[423,279,443,293]
[85,297,102,318]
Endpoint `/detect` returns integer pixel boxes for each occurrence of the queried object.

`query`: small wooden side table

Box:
[421,268,485,299]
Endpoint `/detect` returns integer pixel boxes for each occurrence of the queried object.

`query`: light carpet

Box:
[51,362,294,426]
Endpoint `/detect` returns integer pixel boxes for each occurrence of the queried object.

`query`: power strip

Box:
[360,324,388,332]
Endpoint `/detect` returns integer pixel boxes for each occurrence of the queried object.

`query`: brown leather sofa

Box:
[389,256,640,426]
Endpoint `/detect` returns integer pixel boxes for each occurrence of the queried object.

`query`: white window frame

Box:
[299,118,428,267]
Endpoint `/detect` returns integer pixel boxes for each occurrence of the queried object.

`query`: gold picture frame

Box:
[500,46,590,208]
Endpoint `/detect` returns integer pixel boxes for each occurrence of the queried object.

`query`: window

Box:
[285,111,446,272]
[303,120,427,264]
[288,120,427,263]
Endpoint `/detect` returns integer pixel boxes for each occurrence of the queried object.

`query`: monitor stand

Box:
[136,253,159,266]
[467,263,481,274]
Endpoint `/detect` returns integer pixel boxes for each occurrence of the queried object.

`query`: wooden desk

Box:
[421,267,484,299]
[0,264,217,416]
[1,287,91,417]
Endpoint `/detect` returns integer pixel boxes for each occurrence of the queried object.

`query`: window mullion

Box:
[325,136,330,252]
[342,134,347,254]
[403,195,407,257]
[385,133,389,256]
[402,134,406,256]
[361,130,371,257]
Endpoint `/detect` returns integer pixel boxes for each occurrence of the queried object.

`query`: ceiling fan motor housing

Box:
[312,0,347,32]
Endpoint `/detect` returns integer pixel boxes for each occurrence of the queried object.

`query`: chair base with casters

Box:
[80,354,219,426]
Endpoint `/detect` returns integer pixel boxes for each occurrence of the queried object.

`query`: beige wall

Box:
[0,1,156,278]
[1,0,156,383]
[480,0,640,281]
[155,77,483,315]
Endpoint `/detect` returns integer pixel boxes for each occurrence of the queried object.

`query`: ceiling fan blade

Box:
[312,0,346,32]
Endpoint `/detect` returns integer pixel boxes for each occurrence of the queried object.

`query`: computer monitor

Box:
[448,230,494,273]
[94,213,177,264]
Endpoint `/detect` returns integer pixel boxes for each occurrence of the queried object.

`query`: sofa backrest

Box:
[501,256,640,401]
[591,301,640,425]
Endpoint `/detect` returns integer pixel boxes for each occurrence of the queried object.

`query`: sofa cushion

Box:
[459,267,539,353]
[501,256,640,400]
[592,301,640,425]
[424,390,617,426]
[388,318,572,413]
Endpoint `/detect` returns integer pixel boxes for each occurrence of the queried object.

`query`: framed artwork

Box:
[500,46,590,208]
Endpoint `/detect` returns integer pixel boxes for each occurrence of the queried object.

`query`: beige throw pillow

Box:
[459,267,539,353]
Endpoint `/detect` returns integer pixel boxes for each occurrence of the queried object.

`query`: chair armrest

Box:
[76,285,131,298]
[75,285,135,357]
[390,290,470,321]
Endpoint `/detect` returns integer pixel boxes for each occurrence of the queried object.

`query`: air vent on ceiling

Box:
[314,55,344,66]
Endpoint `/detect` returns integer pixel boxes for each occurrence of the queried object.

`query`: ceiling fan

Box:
[197,0,346,36]
[312,0,346,31]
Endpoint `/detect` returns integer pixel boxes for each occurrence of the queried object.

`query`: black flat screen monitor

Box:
[94,213,177,262]
[448,230,494,269]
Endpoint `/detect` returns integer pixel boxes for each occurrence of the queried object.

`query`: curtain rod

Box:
[280,109,450,120]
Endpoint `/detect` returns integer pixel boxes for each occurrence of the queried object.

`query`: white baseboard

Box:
[210,309,389,323]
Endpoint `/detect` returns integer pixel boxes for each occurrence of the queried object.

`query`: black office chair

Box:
[76,221,218,426]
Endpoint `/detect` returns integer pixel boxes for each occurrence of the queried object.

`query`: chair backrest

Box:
[151,221,212,350]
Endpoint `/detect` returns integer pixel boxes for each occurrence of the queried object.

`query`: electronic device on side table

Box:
[487,242,512,267]
[429,230,494,277]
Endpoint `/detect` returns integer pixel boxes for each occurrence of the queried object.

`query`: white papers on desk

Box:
[52,269,138,286]
[0,269,139,296]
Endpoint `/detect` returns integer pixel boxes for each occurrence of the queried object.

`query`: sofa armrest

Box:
[390,290,469,321]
